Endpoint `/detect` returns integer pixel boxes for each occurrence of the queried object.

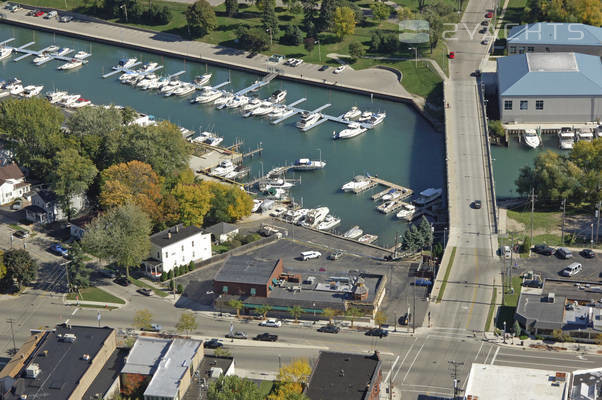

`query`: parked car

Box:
[533,244,555,256]
[327,250,343,260]
[45,10,57,18]
[114,277,129,287]
[204,338,223,348]
[225,331,248,339]
[7,4,22,12]
[34,10,45,16]
[317,324,340,334]
[448,51,455,59]
[259,319,282,328]
[481,39,489,45]
[149,323,161,332]
[268,54,285,63]
[319,65,329,71]
[10,200,22,210]
[333,65,346,74]
[12,230,29,239]
[481,20,489,26]
[479,27,488,34]
[99,269,116,279]
[502,245,511,259]
[49,243,69,257]
[59,15,73,22]
[137,288,152,296]
[523,279,543,288]
[485,11,493,17]
[365,328,388,337]
[300,251,321,261]
[561,262,582,277]
[413,278,432,287]
[254,333,278,342]
[556,247,573,259]
[399,312,411,325]
[472,200,482,209]
[580,249,595,259]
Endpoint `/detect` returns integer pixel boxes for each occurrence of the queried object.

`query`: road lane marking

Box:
[403,339,427,383]
[464,248,480,329]
[497,353,594,363]
[71,308,79,316]
[490,346,500,365]
[393,337,417,382]
[483,343,493,364]
[400,389,453,396]
[474,341,484,361]
[401,384,452,390]
[494,360,590,369]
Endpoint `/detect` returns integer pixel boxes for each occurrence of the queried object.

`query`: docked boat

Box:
[396,203,416,220]
[113,57,137,70]
[46,90,68,103]
[0,47,13,61]
[57,59,84,70]
[343,106,362,120]
[300,207,330,228]
[268,106,287,119]
[160,80,181,96]
[129,113,157,127]
[269,89,287,103]
[8,84,24,95]
[214,92,234,107]
[317,215,341,230]
[193,131,224,147]
[21,85,43,97]
[367,112,386,127]
[252,199,263,213]
[265,187,288,200]
[343,226,363,239]
[194,88,222,104]
[358,111,373,122]
[226,96,249,109]
[58,94,81,106]
[137,77,159,90]
[558,127,575,150]
[70,97,92,108]
[259,177,294,192]
[341,175,372,192]
[172,83,196,97]
[33,54,52,64]
[576,128,594,142]
[333,122,366,140]
[377,199,404,214]
[523,129,540,149]
[414,188,442,206]
[211,160,236,177]
[45,45,60,53]
[296,112,322,129]
[138,62,158,73]
[358,234,378,244]
[243,98,262,111]
[251,102,275,116]
[52,47,72,57]
[381,189,404,201]
[194,73,212,86]
[119,71,139,84]
[73,51,90,60]
[292,158,326,171]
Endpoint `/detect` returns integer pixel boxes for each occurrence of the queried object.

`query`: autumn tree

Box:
[227,299,244,318]
[171,183,213,226]
[203,182,254,224]
[269,359,312,400]
[576,0,601,25]
[133,309,153,330]
[176,312,198,335]
[3,249,37,290]
[370,2,391,20]
[333,6,356,40]
[375,311,387,328]
[322,307,337,323]
[257,304,272,319]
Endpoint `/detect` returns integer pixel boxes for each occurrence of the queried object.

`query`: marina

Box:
[1,37,91,66]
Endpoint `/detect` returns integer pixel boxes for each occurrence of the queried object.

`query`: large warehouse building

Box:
[497,52,602,123]
[506,23,602,56]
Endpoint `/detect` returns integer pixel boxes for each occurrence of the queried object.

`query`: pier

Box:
[102,62,161,79]
[271,98,307,124]
[234,72,277,96]
[211,80,230,90]
[3,38,92,65]
[369,177,413,196]
[242,143,263,159]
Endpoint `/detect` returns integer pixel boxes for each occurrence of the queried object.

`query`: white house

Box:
[69,213,97,240]
[205,222,239,244]
[25,190,86,224]
[143,224,212,277]
[0,163,30,206]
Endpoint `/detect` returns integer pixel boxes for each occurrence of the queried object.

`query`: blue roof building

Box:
[496,52,602,123]
[507,23,602,56]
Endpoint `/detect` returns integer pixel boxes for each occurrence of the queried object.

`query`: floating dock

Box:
[3,38,92,65]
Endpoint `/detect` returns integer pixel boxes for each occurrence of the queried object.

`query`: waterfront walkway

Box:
[0,9,419,106]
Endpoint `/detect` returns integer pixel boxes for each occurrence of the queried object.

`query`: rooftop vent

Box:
[25,364,41,378]
[82,354,90,361]
[339,369,345,377]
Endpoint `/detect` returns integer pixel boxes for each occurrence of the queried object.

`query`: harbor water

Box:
[0,23,445,246]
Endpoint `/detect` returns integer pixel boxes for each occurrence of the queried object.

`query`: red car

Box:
[34,10,45,17]
[448,51,455,59]
[485,11,493,18]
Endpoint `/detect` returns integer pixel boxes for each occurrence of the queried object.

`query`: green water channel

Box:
[0,23,448,246]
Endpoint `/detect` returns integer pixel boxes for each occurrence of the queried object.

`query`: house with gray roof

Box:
[497,52,602,123]
[507,23,602,56]
[205,222,239,244]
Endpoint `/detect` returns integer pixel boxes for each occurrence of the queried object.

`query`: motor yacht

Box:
[343,226,363,239]
[21,85,43,97]
[242,98,262,111]
[33,54,52,64]
[46,90,68,103]
[358,111,373,122]
[300,207,330,228]
[57,59,84,70]
[58,94,81,106]
[160,80,181,96]
[381,189,403,201]
[396,203,416,220]
[172,83,196,97]
[258,177,294,191]
[367,112,386,127]
[52,47,72,57]
[194,73,212,86]
[296,112,321,129]
[523,128,540,149]
[558,127,575,150]
[45,45,60,53]
[8,84,24,95]
[119,72,139,84]
[269,89,287,103]
[214,92,234,107]
[284,208,309,224]
[226,96,248,109]
[69,97,92,108]
[341,175,371,192]
[292,158,326,171]
[73,51,90,60]
[333,122,366,139]
[194,88,222,104]
[343,106,361,120]
[317,215,341,230]
[414,188,442,206]
[112,57,137,70]
[358,234,378,244]
[268,106,288,119]
[138,62,158,73]
[211,160,236,177]
[576,128,594,142]
[251,102,275,116]
[0,47,13,61]
[137,77,158,90]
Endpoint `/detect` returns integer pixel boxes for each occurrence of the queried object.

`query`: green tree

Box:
[488,120,505,138]
[281,24,304,45]
[188,261,195,271]
[207,375,263,400]
[49,148,98,220]
[0,251,7,281]
[333,6,356,40]
[176,311,198,334]
[424,10,442,51]
[374,311,387,328]
[186,0,217,36]
[345,307,364,327]
[66,106,123,162]
[289,305,304,323]
[225,0,238,16]
[82,204,152,278]
[3,249,37,290]
[167,269,173,280]
[370,2,391,20]
[322,307,337,323]
[262,0,279,35]
[317,0,336,31]
[418,216,433,249]
[133,309,153,330]
[227,299,244,318]
[302,0,319,34]
[160,271,167,282]
[214,347,232,357]
[237,26,272,52]
[177,283,183,293]
[513,320,522,337]
[67,243,92,290]
[257,304,272,319]
[349,41,365,60]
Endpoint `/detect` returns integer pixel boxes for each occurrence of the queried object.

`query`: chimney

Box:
[168,232,172,239]
[176,225,179,233]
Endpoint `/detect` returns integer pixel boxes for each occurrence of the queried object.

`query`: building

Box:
[497,52,602,123]
[69,213,97,240]
[0,163,29,206]
[304,351,382,400]
[0,324,117,400]
[120,336,203,400]
[182,355,235,400]
[507,23,602,56]
[142,224,212,277]
[569,368,602,400]
[25,190,86,224]
[205,222,239,244]
[213,256,284,298]
[464,364,568,400]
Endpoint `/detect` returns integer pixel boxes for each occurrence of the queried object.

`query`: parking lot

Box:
[512,251,601,282]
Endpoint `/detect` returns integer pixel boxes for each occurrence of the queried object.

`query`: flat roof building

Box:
[507,23,602,56]
[213,256,284,298]
[570,368,602,400]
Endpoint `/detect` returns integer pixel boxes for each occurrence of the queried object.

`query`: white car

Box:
[334,65,346,74]
[259,319,282,328]
[502,245,511,259]
[300,251,321,261]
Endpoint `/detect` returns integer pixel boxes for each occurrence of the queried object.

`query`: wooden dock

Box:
[369,177,413,197]
[377,200,410,214]
[242,143,263,159]
[351,180,378,194]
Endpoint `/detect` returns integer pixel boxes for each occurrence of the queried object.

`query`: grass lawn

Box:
[496,276,521,330]
[485,288,496,331]
[436,246,456,303]
[77,303,119,310]
[66,286,125,304]
[503,276,522,307]
[507,209,560,233]
[128,276,169,297]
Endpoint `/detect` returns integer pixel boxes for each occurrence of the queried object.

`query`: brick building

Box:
[213,256,284,297]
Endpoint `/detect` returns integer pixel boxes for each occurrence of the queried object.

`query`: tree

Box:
[349,41,365,60]
[82,204,151,278]
[68,243,92,290]
[203,182,253,224]
[66,106,123,162]
[317,0,336,31]
[225,0,238,16]
[333,6,356,40]
[171,183,213,226]
[3,249,37,290]
[214,347,232,357]
[207,375,263,400]
[345,307,364,327]
[257,304,272,319]
[281,25,304,45]
[374,311,387,328]
[262,0,279,35]
[160,271,167,282]
[322,307,337,323]
[49,148,98,220]
[227,299,244,318]
[133,309,153,330]
[397,6,413,20]
[303,37,315,52]
[289,305,304,323]
[237,26,271,52]
[488,120,505,138]
[176,312,198,334]
[513,320,522,337]
[186,0,217,37]
[424,10,442,51]
[302,0,319,34]
[0,251,6,281]
[576,0,601,25]
[269,359,312,400]
[418,216,433,250]
[370,2,391,20]
[522,235,532,255]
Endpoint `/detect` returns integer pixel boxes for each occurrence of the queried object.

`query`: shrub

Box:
[280,25,303,45]
[173,267,180,277]
[169,280,175,290]
[349,42,365,60]
[167,270,173,280]
[188,261,195,272]
[522,235,532,254]
[519,335,529,340]
[160,272,167,282]
[177,283,184,294]
[535,334,544,340]
[488,120,505,138]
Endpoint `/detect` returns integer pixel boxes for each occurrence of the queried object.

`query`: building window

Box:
[545,47,550,52]
[520,100,528,110]
[504,100,513,110]
[192,241,194,247]
[527,46,534,52]
[536,100,544,110]
[519,47,525,54]
[181,245,184,252]
[509,46,516,54]
[164,252,168,259]
[250,288,256,296]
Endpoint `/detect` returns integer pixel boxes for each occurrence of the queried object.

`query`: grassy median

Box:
[67,286,125,304]
[436,246,456,303]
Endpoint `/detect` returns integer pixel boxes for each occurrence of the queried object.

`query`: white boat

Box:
[252,199,263,213]
[343,225,363,239]
[58,94,81,106]
[129,114,157,127]
[46,90,68,103]
[191,131,224,147]
[137,77,158,90]
[33,54,52,64]
[194,88,222,104]
[119,71,139,84]
[194,73,212,86]
[333,122,367,140]
[73,51,90,60]
[211,160,236,177]
[368,112,386,127]
[138,62,158,73]
[382,189,403,201]
[285,208,309,224]
[414,188,442,206]
[396,203,416,220]
[558,128,575,150]
[172,83,196,97]
[292,158,326,171]
[358,111,373,122]
[243,98,262,111]
[69,97,92,108]
[0,47,13,61]
[358,234,378,244]
[576,128,594,142]
[160,80,181,96]
[226,96,248,109]
[252,102,275,116]
[113,57,137,70]
[343,106,362,120]
[45,45,60,53]
[269,89,287,103]
[9,84,24,95]
[57,59,83,70]
[341,175,371,192]
[259,177,294,191]
[296,112,321,129]
[268,106,287,119]
[317,214,341,230]
[300,207,330,228]
[52,47,72,57]
[214,92,234,107]
[21,85,43,97]
[523,129,540,149]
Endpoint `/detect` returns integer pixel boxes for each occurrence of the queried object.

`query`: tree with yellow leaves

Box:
[203,182,253,224]
[576,0,601,26]
[171,183,214,226]
[333,6,356,40]
[268,359,312,400]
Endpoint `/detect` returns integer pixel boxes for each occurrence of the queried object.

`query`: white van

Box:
[561,262,582,277]
[300,251,321,261]
[45,10,57,19]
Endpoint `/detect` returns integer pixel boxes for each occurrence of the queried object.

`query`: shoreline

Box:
[0,7,444,131]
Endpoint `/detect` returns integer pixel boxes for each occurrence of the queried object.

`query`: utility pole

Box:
[529,187,536,245]
[448,360,464,399]
[64,262,71,293]
[596,201,600,244]
[7,318,16,354]
[561,198,567,245]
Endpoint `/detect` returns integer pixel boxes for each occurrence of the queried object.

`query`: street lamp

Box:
[266,28,273,48]
[120,4,128,22]
[313,302,316,324]
[503,321,507,343]
[218,294,223,316]
[408,47,418,68]
[315,39,321,63]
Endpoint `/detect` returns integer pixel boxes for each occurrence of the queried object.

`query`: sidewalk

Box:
[483,332,602,356]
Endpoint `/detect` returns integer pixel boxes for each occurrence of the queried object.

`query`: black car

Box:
[204,338,223,349]
[225,331,248,339]
[534,244,555,256]
[254,333,278,342]
[580,249,595,259]
[114,277,129,287]
[473,200,482,209]
[365,328,388,337]
[318,65,329,71]
[137,288,152,296]
[12,230,29,239]
[398,312,411,325]
[317,324,340,334]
